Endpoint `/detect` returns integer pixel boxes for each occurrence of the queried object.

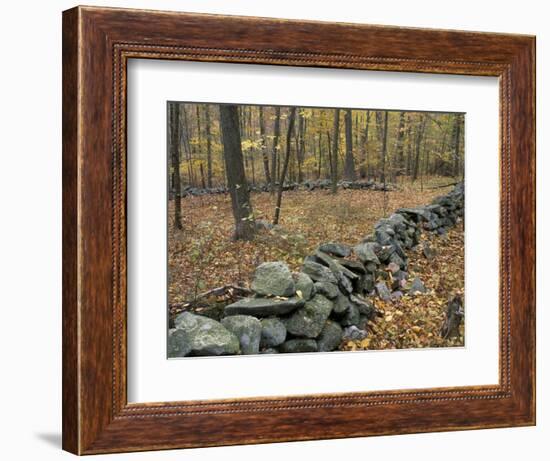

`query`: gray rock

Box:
[386,262,400,274]
[224,296,304,317]
[314,281,339,299]
[255,219,274,231]
[336,258,366,274]
[173,312,240,356]
[293,272,314,300]
[167,328,192,358]
[377,245,395,263]
[260,318,287,348]
[314,250,359,280]
[375,281,392,302]
[333,292,352,315]
[350,294,375,318]
[279,339,318,353]
[301,260,338,284]
[409,277,427,294]
[391,290,404,301]
[340,304,360,327]
[221,315,261,355]
[319,242,351,258]
[389,251,406,269]
[343,325,368,341]
[284,294,334,338]
[317,321,344,352]
[251,261,295,297]
[354,242,381,265]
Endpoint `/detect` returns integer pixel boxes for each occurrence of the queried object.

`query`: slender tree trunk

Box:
[219,105,255,240]
[343,109,356,180]
[273,108,297,225]
[359,110,370,179]
[405,115,413,177]
[326,131,333,180]
[258,106,271,185]
[453,114,463,177]
[331,109,340,194]
[297,110,306,183]
[395,112,406,176]
[271,106,281,191]
[204,106,213,188]
[181,106,195,186]
[317,134,323,179]
[412,114,427,182]
[199,162,206,189]
[169,103,182,229]
[380,111,389,184]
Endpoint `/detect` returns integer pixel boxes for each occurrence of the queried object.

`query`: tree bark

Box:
[343,109,356,180]
[380,111,389,184]
[169,103,182,229]
[331,109,340,194]
[453,114,463,177]
[271,106,281,191]
[204,105,213,188]
[273,107,297,225]
[359,110,370,179]
[258,106,271,185]
[219,104,255,240]
[412,114,427,182]
[395,112,406,176]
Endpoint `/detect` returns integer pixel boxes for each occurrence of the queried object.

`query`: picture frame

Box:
[62,5,535,455]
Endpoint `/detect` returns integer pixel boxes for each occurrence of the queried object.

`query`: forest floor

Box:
[168,176,464,349]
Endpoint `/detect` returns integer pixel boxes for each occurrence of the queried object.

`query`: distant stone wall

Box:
[168,183,464,358]
[176,179,396,198]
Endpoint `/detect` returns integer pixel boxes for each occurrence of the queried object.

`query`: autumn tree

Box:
[258,106,271,184]
[219,104,255,240]
[379,111,389,184]
[271,106,281,191]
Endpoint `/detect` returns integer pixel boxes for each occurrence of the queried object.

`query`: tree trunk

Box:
[380,111,389,184]
[271,106,281,191]
[258,106,271,185]
[343,109,356,180]
[273,108,297,225]
[331,109,340,194]
[204,105,213,188]
[169,103,182,229]
[453,114,463,177]
[412,114,427,182]
[219,105,255,240]
[395,112,406,176]
[359,110,370,179]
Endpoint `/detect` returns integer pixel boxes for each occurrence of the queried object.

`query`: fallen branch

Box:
[171,284,253,310]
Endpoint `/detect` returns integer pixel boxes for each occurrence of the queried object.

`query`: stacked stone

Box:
[168,183,464,358]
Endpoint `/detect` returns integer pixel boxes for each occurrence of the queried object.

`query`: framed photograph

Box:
[62,5,535,455]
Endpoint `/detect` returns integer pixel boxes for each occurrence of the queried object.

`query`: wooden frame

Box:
[62,5,536,455]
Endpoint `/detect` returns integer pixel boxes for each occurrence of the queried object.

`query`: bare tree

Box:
[343,109,356,180]
[359,110,370,179]
[169,103,182,229]
[219,104,255,240]
[412,114,427,182]
[273,108,297,225]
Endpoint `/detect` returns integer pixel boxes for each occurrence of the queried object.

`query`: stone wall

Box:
[168,183,464,358]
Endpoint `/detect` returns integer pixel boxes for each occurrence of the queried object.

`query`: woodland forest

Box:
[167,102,465,357]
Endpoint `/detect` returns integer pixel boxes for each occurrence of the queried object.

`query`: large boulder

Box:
[279,339,318,353]
[224,296,304,317]
[172,312,240,356]
[221,315,261,355]
[284,294,334,338]
[251,261,295,297]
[260,317,287,348]
[293,272,315,300]
[317,321,344,352]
